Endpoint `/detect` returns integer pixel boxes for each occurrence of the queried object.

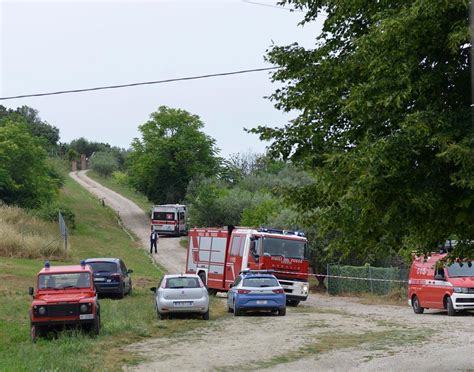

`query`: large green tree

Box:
[0,121,59,208]
[251,1,472,259]
[128,106,220,203]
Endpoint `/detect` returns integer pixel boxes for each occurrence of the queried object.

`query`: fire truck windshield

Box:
[447,261,474,277]
[262,237,305,260]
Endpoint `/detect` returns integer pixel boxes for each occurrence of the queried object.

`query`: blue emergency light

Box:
[44,261,50,269]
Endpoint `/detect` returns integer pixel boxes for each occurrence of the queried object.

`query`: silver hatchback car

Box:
[151,274,209,320]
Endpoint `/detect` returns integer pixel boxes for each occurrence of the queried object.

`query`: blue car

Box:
[227,271,286,316]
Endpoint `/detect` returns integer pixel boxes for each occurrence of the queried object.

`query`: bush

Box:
[33,202,76,230]
[89,151,118,177]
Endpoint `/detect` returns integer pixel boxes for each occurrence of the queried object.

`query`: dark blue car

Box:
[85,258,133,298]
[227,271,286,316]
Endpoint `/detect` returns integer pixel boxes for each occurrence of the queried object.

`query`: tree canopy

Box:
[250,1,471,259]
[128,106,220,203]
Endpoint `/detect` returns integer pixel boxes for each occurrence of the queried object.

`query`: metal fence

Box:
[327,264,409,296]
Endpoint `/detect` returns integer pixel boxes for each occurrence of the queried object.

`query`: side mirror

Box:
[229,284,233,288]
[28,287,34,296]
[128,269,133,274]
[434,274,445,281]
[150,287,157,292]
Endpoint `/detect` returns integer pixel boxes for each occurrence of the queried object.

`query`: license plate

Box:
[94,278,105,282]
[174,301,193,307]
[79,314,94,320]
[256,300,267,305]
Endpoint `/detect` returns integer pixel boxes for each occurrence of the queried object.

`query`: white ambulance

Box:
[150,204,187,236]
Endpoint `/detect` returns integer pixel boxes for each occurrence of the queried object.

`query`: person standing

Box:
[150,229,159,254]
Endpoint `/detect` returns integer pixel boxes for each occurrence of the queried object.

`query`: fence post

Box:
[368,264,374,294]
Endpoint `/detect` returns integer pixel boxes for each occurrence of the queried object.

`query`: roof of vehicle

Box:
[239,271,277,278]
[85,258,121,263]
[38,265,92,274]
[163,273,200,279]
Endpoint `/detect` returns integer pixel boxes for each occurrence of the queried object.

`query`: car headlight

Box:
[38,306,46,315]
[453,287,468,294]
[80,303,92,313]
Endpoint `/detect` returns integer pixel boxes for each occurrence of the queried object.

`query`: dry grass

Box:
[0,205,65,259]
[337,289,407,306]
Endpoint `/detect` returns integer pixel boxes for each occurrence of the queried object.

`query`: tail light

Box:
[237,289,251,294]
[111,273,121,282]
[272,289,284,294]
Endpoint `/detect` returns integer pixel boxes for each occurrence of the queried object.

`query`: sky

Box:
[1,0,323,158]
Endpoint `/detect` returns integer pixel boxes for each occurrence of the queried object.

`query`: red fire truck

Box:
[186,226,310,305]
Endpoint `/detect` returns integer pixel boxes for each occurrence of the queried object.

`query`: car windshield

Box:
[153,212,175,221]
[262,237,305,259]
[87,262,117,273]
[38,272,91,289]
[166,277,200,289]
[447,261,474,277]
[243,277,279,288]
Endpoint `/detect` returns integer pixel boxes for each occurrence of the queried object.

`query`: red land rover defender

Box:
[28,261,100,342]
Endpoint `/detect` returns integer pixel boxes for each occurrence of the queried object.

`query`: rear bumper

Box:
[94,282,122,294]
[235,294,286,311]
[157,298,209,314]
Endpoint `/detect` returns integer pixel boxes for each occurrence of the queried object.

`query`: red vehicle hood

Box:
[449,277,474,287]
[34,292,94,304]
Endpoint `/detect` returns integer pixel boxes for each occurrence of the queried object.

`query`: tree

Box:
[128,106,220,203]
[250,1,472,259]
[0,121,59,208]
[0,105,59,149]
[89,151,119,177]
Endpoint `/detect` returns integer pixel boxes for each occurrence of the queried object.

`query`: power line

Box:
[241,0,302,12]
[0,66,279,101]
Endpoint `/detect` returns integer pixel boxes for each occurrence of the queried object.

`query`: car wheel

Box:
[446,296,456,316]
[234,304,241,316]
[93,312,101,336]
[412,295,424,314]
[31,324,39,343]
[227,304,234,313]
[118,284,125,299]
[158,311,168,320]
[202,310,209,320]
[128,281,133,296]
[278,308,286,316]
[287,300,300,307]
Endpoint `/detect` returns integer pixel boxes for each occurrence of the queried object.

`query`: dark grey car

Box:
[85,258,133,298]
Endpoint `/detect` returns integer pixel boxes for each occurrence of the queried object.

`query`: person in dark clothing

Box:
[150,230,159,254]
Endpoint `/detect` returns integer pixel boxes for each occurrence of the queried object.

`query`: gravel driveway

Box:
[70,171,474,371]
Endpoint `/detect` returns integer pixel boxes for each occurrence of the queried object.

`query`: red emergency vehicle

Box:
[28,261,100,342]
[186,226,310,305]
[408,253,474,316]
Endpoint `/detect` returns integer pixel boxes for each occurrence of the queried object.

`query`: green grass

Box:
[0,176,226,371]
[86,171,151,213]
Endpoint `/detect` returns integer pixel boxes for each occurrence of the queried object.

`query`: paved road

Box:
[69,170,186,273]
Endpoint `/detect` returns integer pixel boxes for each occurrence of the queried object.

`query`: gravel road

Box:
[70,171,474,371]
[69,171,186,273]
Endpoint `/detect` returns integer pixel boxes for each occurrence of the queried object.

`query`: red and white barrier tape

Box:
[273,270,408,283]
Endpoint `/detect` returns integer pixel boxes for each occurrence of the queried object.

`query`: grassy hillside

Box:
[0,176,225,371]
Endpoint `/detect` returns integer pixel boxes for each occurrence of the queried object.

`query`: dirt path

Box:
[69,171,186,273]
[70,171,474,371]
[128,295,473,371]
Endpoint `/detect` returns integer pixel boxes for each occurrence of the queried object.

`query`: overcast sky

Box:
[1,0,323,157]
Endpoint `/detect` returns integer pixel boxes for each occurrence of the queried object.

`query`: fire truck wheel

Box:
[412,295,424,314]
[31,324,41,343]
[92,312,101,336]
[278,308,286,316]
[202,310,209,320]
[287,300,300,307]
[446,296,456,316]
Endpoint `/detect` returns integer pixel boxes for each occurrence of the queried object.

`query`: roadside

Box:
[69,170,185,273]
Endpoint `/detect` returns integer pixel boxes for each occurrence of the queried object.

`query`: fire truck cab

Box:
[408,253,474,316]
[28,261,100,342]
[151,204,187,236]
[186,226,310,305]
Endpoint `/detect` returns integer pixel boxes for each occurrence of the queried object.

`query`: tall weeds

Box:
[0,205,66,259]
